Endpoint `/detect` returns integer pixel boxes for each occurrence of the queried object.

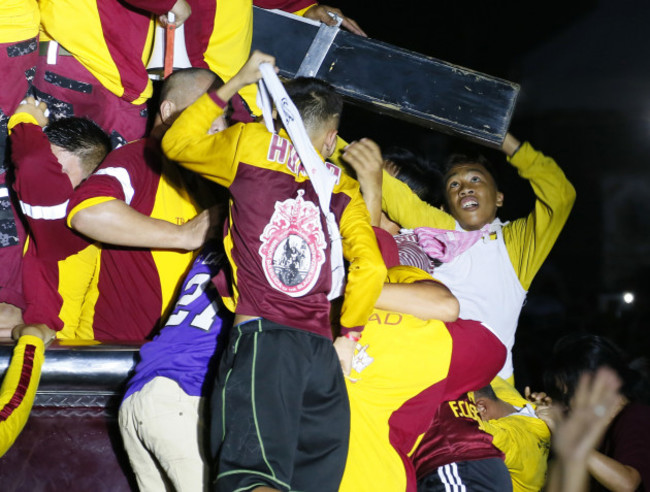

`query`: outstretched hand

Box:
[303,4,367,37]
[232,51,278,88]
[16,97,49,127]
[159,0,192,27]
[552,368,622,462]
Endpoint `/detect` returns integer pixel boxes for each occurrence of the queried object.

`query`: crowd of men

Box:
[1,1,649,491]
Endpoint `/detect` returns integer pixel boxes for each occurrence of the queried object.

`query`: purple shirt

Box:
[123,242,233,400]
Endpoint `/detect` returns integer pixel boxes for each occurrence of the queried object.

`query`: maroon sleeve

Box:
[10,123,74,207]
[67,143,147,215]
[123,0,177,16]
[609,404,650,488]
[253,0,316,13]
[442,319,507,400]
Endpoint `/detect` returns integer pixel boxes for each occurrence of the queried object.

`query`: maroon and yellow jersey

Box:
[411,394,504,481]
[163,92,386,337]
[0,0,39,43]
[184,0,256,112]
[38,0,176,105]
[9,115,99,338]
[0,335,44,458]
[67,138,201,341]
[340,266,506,492]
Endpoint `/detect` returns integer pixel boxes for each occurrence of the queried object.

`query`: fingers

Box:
[240,50,277,85]
[304,5,367,36]
[342,138,383,170]
[162,0,192,28]
[340,16,367,37]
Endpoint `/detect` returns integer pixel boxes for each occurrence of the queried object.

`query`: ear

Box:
[323,128,338,158]
[475,398,488,418]
[496,191,504,208]
[159,100,176,125]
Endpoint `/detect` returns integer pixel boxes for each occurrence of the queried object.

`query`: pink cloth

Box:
[414,225,489,263]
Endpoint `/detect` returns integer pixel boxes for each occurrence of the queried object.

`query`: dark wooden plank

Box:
[252,7,519,147]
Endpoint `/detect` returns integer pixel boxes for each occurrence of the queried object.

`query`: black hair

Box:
[44,117,110,175]
[442,152,500,190]
[284,77,343,134]
[383,146,445,207]
[544,334,650,407]
[474,384,499,402]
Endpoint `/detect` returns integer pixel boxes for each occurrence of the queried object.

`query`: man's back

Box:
[67,138,201,340]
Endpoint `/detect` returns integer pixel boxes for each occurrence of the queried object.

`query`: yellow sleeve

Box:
[490,376,530,407]
[386,265,434,284]
[338,177,387,334]
[7,112,39,133]
[502,142,576,290]
[0,335,45,457]
[162,92,241,187]
[381,170,456,230]
[332,136,455,230]
[481,416,550,492]
[292,4,317,16]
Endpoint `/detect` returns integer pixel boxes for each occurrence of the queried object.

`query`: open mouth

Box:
[460,197,478,210]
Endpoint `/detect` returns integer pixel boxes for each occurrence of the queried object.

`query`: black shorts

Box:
[210,318,350,492]
[417,458,512,492]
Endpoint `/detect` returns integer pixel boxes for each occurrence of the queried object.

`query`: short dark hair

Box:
[284,77,343,135]
[474,384,499,402]
[160,67,221,105]
[544,334,650,406]
[442,152,500,189]
[44,117,110,177]
[383,146,444,207]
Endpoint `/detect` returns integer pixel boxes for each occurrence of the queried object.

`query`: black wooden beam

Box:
[252,8,519,147]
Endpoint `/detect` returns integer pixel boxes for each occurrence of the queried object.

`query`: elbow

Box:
[68,209,88,233]
[563,182,577,209]
[69,208,100,238]
[438,294,460,322]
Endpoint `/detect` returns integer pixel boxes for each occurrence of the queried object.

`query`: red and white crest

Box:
[259,190,327,297]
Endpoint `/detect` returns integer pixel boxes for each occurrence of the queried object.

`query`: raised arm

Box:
[381,170,455,230]
[162,51,277,185]
[501,134,576,290]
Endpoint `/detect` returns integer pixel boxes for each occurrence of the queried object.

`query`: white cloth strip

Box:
[0,186,9,198]
[47,41,59,65]
[94,167,135,205]
[20,199,69,220]
[257,64,344,300]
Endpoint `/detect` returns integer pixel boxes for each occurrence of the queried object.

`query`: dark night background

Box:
[335,0,650,392]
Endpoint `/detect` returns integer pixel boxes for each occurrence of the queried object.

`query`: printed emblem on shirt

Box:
[352,343,374,373]
[259,189,326,297]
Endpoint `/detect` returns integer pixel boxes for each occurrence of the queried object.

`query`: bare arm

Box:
[69,199,212,251]
[376,280,459,322]
[588,450,642,492]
